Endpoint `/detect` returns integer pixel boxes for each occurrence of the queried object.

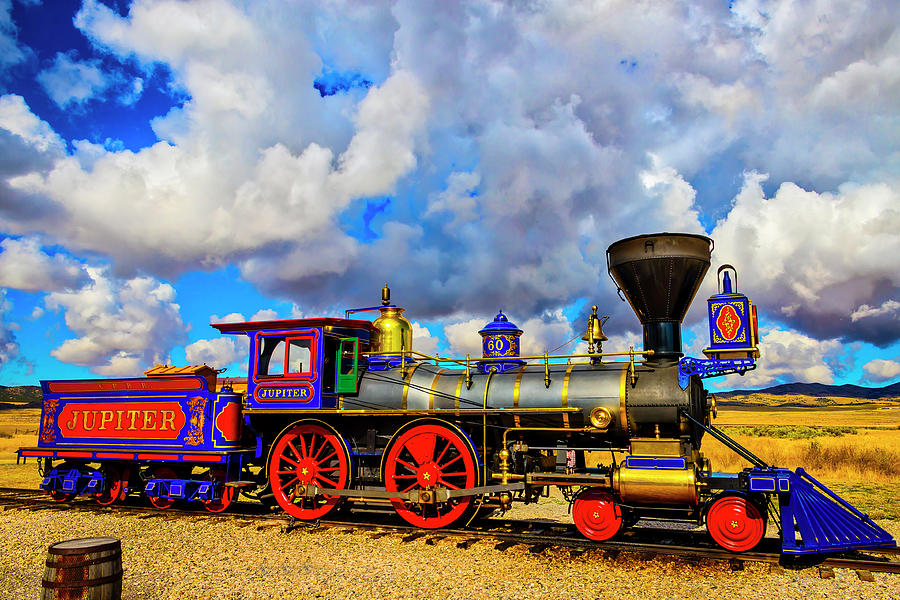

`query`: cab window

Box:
[257,337,285,378]
[287,337,312,376]
[257,334,316,379]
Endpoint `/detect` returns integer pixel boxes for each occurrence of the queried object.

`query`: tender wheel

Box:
[202,468,235,513]
[269,422,351,520]
[383,423,478,529]
[706,495,765,552]
[48,489,75,503]
[572,489,623,541]
[148,466,178,510]
[95,465,124,506]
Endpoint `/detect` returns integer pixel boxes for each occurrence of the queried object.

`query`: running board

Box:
[749,467,896,554]
[297,482,525,503]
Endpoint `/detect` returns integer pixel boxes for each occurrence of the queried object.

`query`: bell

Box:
[581,305,608,353]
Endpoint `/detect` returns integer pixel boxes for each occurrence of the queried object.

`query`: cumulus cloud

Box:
[716,327,842,389]
[44,268,187,375]
[36,52,112,109]
[863,358,900,383]
[184,336,246,370]
[0,237,88,292]
[411,321,439,356]
[2,0,900,377]
[711,174,900,346]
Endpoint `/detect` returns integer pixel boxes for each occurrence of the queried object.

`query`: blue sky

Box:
[1,0,899,391]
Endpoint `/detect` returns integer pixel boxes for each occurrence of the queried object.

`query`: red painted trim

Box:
[137,453,179,461]
[181,455,224,462]
[96,453,135,460]
[56,451,94,458]
[212,317,373,334]
[48,378,204,393]
[20,451,53,457]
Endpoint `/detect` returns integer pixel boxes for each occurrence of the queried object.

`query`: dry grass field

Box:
[704,403,900,518]
[1,401,898,517]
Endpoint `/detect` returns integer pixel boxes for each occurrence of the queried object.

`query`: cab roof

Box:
[211,317,374,336]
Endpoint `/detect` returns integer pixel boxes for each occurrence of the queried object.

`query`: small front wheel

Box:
[572,489,623,541]
[706,495,765,552]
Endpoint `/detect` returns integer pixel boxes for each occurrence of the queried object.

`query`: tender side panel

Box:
[37,376,242,452]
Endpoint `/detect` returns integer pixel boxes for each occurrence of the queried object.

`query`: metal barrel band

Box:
[46,551,121,568]
[42,572,122,589]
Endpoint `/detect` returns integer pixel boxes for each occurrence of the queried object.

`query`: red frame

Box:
[284,335,315,377]
[252,330,319,384]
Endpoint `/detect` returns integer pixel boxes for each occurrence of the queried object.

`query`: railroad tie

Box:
[818,566,835,579]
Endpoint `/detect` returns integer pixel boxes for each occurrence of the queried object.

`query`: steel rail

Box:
[1,487,896,575]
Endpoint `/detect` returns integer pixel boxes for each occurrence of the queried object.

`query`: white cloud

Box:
[411,321,439,356]
[850,300,900,322]
[444,317,484,358]
[211,312,245,324]
[184,336,247,370]
[716,326,842,389]
[0,289,19,369]
[2,0,900,372]
[36,53,111,109]
[863,358,900,383]
[44,267,187,375]
[0,95,65,154]
[0,0,28,69]
[250,309,278,321]
[711,174,900,346]
[0,237,88,292]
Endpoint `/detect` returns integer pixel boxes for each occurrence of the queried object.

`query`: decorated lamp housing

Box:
[478,311,525,373]
[703,265,759,360]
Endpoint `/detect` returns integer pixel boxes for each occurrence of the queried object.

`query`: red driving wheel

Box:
[95,465,124,506]
[148,466,177,510]
[269,422,351,520]
[572,489,623,541]
[202,468,235,513]
[383,423,478,529]
[706,495,765,552]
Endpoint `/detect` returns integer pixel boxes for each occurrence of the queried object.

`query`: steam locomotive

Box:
[18,233,895,555]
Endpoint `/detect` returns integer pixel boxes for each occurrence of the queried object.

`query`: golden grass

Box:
[704,404,900,513]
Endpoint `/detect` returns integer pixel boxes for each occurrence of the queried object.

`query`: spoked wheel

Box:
[95,465,124,506]
[202,468,235,513]
[572,489,623,541]
[148,466,178,510]
[706,495,765,552]
[269,422,351,520]
[383,423,479,529]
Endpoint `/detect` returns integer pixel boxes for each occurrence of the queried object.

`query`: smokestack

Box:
[606,233,712,361]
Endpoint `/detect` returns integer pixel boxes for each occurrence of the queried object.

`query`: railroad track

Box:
[2,487,897,577]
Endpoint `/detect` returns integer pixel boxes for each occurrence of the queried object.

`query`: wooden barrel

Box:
[41,537,122,600]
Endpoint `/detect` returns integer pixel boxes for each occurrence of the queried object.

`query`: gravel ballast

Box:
[0,507,898,600]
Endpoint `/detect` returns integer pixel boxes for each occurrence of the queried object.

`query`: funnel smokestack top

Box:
[607,233,712,360]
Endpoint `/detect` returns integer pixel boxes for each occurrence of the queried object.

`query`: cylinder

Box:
[41,537,122,600]
[612,463,699,506]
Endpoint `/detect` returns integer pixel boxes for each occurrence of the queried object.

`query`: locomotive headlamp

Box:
[589,407,613,429]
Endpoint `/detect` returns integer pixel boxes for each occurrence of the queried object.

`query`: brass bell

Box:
[582,305,608,353]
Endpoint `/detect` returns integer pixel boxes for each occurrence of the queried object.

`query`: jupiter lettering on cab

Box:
[254,384,314,403]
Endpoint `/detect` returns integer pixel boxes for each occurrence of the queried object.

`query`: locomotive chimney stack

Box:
[606,233,712,362]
